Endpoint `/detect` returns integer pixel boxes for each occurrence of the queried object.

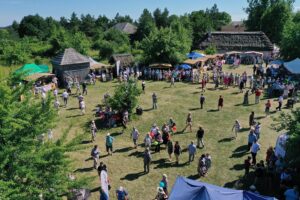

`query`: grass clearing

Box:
[50,65,289,199]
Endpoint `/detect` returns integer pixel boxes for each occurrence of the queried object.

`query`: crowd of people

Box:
[33,56,300,200]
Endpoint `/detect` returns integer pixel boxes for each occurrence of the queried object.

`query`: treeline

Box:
[0,5,231,66]
[245,0,300,60]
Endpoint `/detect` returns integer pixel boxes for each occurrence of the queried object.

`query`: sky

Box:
[0,0,300,27]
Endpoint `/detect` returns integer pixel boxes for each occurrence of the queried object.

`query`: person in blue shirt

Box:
[106,133,114,156]
[247,129,257,151]
[116,186,129,200]
[188,141,197,163]
[284,186,299,200]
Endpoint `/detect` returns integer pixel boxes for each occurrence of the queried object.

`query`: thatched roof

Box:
[149,63,172,69]
[112,22,137,35]
[52,48,90,66]
[25,73,55,81]
[221,21,245,32]
[199,32,273,52]
[183,57,209,65]
[88,57,112,70]
[110,54,134,67]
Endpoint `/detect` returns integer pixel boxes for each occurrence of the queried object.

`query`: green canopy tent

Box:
[15,63,49,76]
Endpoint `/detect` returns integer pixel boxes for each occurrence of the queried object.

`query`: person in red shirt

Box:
[255,89,262,104]
[201,78,206,92]
[265,100,271,116]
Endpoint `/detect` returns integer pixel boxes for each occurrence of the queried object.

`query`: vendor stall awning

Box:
[284,58,300,74]
[15,63,49,76]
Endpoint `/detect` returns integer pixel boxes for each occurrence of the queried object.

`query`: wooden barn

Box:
[112,22,137,35]
[199,32,273,56]
[51,48,90,85]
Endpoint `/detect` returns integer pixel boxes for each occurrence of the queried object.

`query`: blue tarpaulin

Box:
[169,177,277,200]
[176,64,192,70]
[187,52,205,59]
[284,58,300,74]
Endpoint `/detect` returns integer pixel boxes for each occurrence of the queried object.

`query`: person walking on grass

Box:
[276,95,283,111]
[170,76,175,87]
[82,81,87,95]
[196,126,204,148]
[200,94,205,109]
[183,112,192,132]
[174,141,182,165]
[105,133,114,156]
[218,95,224,111]
[91,145,100,169]
[248,128,257,151]
[142,80,146,93]
[255,89,262,104]
[143,147,151,173]
[249,111,255,127]
[167,140,173,161]
[131,127,139,148]
[79,100,86,115]
[251,140,260,165]
[232,120,241,139]
[265,100,271,116]
[62,90,69,107]
[90,120,97,142]
[188,141,197,164]
[244,156,251,176]
[152,92,158,109]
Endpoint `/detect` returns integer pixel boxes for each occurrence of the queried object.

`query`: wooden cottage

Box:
[112,22,137,35]
[110,53,134,68]
[51,48,90,85]
[199,32,273,56]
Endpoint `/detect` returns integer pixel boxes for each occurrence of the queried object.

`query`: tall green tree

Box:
[274,108,300,167]
[245,0,271,30]
[136,9,156,41]
[206,4,232,30]
[261,0,293,43]
[280,21,300,60]
[0,76,82,199]
[153,8,170,28]
[140,20,191,65]
[18,14,50,40]
[80,14,96,37]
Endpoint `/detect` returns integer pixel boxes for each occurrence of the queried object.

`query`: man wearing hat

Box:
[154,187,168,200]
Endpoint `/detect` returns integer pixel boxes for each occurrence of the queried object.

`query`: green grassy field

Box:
[49,65,290,200]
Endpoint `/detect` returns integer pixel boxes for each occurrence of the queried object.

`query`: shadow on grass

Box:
[66,114,82,118]
[110,132,122,137]
[154,162,173,169]
[120,171,146,181]
[192,91,201,94]
[90,186,100,193]
[114,147,133,153]
[152,158,168,164]
[255,116,266,120]
[85,157,93,161]
[128,151,144,158]
[73,166,94,173]
[230,163,244,171]
[100,154,109,159]
[143,108,153,112]
[189,107,200,111]
[230,145,249,158]
[81,140,91,144]
[207,109,219,112]
[66,107,79,110]
[218,137,235,143]
[231,91,240,95]
[186,174,200,180]
[240,127,250,132]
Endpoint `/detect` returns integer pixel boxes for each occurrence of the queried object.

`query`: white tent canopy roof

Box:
[284,58,300,74]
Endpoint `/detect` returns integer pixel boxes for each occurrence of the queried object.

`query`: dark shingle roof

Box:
[112,22,137,35]
[199,32,273,51]
[110,53,134,67]
[52,48,90,66]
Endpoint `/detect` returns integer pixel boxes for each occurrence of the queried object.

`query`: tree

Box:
[0,76,82,199]
[136,9,156,41]
[140,20,191,65]
[206,4,231,30]
[293,11,300,23]
[245,0,270,30]
[153,8,169,28]
[95,15,111,31]
[80,14,96,37]
[261,0,293,43]
[112,13,133,24]
[69,12,81,32]
[18,14,50,40]
[204,44,217,55]
[280,21,300,60]
[108,78,141,114]
[273,108,300,167]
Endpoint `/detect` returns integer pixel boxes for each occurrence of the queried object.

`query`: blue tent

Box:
[176,64,192,70]
[169,177,277,200]
[187,52,205,60]
[284,58,300,74]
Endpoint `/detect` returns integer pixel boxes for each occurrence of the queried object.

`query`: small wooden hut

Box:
[110,54,134,68]
[51,48,90,84]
